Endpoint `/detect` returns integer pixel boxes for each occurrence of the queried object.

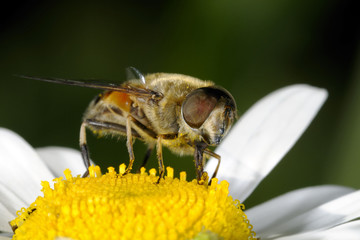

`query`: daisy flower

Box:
[1,84,359,239]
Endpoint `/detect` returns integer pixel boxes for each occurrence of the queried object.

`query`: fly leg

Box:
[194,142,208,184]
[137,143,154,173]
[156,135,164,183]
[204,149,221,184]
[125,116,135,174]
[80,121,91,177]
[80,118,141,177]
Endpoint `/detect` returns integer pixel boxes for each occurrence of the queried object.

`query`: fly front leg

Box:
[204,149,221,184]
[194,142,208,184]
[156,135,164,183]
[125,116,135,174]
[80,121,91,177]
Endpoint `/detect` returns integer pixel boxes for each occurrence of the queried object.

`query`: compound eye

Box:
[182,88,218,128]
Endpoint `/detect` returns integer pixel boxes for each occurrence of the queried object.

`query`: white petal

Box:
[205,84,327,201]
[0,128,54,205]
[36,146,89,178]
[254,189,360,239]
[0,183,27,228]
[0,202,14,233]
[274,220,360,240]
[0,233,12,240]
[246,185,354,237]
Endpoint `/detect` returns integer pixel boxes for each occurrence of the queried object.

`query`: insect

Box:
[21,68,237,183]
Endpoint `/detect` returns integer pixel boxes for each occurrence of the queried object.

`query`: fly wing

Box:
[125,66,146,84]
[17,75,163,100]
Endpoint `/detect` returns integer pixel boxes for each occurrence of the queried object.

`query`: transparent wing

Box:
[17,74,162,99]
[125,66,146,84]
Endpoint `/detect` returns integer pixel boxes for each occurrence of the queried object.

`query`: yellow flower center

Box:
[10,165,256,240]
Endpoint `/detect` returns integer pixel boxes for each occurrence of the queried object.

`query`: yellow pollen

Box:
[10,165,256,240]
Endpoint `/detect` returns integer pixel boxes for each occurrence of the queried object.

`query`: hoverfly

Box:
[21,68,237,183]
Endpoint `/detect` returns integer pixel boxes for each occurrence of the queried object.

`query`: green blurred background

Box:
[0,0,359,208]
